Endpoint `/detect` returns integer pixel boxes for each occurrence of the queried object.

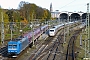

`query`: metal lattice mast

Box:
[87,3,90,58]
[1,12,4,45]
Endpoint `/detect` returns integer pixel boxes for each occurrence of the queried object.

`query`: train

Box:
[48,22,75,36]
[7,21,84,57]
[8,25,48,57]
[49,24,64,36]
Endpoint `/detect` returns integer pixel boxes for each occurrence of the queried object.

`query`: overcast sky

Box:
[0,0,90,12]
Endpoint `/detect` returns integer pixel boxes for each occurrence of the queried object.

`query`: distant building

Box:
[50,3,55,19]
[50,3,60,19]
[50,3,53,12]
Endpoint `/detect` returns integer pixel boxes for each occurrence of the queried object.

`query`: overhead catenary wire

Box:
[59,0,77,9]
[57,0,90,12]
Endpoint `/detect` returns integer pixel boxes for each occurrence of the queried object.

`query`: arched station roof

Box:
[60,13,68,22]
[82,13,87,19]
[59,12,90,22]
[70,13,80,21]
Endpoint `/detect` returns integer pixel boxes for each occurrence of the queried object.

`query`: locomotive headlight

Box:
[15,51,17,52]
[8,51,10,52]
[11,51,14,52]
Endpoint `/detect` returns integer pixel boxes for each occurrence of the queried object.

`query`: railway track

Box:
[28,28,64,60]
[0,23,84,60]
[28,23,79,60]
[28,35,55,60]
[0,45,8,60]
[1,31,48,60]
[46,33,64,60]
[66,29,82,60]
[0,39,30,60]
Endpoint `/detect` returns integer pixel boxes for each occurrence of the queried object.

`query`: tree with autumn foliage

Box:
[18,1,51,23]
[0,7,9,26]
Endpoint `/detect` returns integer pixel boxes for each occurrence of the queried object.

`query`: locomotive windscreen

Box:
[50,30,54,32]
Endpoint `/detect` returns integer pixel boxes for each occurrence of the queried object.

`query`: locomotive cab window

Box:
[8,44,17,49]
[8,45,12,48]
[52,27,55,28]
[50,30,54,32]
[13,45,17,48]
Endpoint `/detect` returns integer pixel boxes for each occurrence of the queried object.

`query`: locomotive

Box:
[8,25,48,57]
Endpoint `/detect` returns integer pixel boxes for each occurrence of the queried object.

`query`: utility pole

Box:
[11,27,12,40]
[10,16,14,41]
[80,34,82,46]
[20,22,21,29]
[68,12,69,36]
[87,3,90,58]
[1,12,4,45]
[85,3,90,59]
[85,4,87,59]
[32,12,34,46]
[64,20,66,43]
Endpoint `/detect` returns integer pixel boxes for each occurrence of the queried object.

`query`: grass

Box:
[62,28,75,59]
[63,26,90,60]
[75,27,90,60]
[75,34,85,60]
